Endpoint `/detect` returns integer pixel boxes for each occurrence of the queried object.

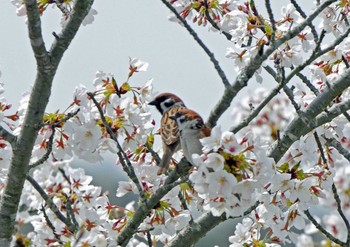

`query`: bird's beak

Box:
[148,100,157,106]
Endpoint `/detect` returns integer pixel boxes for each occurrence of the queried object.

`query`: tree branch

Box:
[49,1,94,67]
[160,0,231,88]
[269,70,350,162]
[0,126,16,146]
[325,137,350,162]
[116,158,192,247]
[304,210,346,246]
[29,127,55,169]
[206,0,337,128]
[25,0,48,65]
[265,0,276,42]
[26,175,77,232]
[0,1,94,244]
[87,92,146,200]
[332,183,350,245]
[168,201,260,247]
[231,23,350,134]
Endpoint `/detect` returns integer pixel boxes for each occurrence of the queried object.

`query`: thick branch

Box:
[168,201,260,247]
[269,70,350,162]
[0,1,94,245]
[25,0,48,65]
[50,1,94,67]
[116,159,191,247]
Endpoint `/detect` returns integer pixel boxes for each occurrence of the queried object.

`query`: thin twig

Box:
[29,127,55,169]
[41,205,63,245]
[297,72,319,95]
[26,175,76,232]
[265,0,276,42]
[58,167,72,185]
[283,86,300,112]
[40,109,80,128]
[87,92,146,199]
[332,183,350,245]
[203,0,233,41]
[66,199,79,229]
[145,142,161,165]
[0,125,16,145]
[314,131,327,163]
[318,128,350,242]
[146,231,152,247]
[290,0,319,43]
[160,0,231,88]
[304,210,346,246]
[325,137,350,162]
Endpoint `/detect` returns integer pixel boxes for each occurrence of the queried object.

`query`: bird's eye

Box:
[164,100,174,108]
[179,116,186,123]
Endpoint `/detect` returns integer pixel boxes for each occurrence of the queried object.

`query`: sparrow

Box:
[170,108,211,165]
[149,93,187,174]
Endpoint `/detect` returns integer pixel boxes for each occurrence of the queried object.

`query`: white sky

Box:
[0,1,314,245]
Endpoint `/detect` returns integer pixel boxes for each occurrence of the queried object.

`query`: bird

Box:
[148,93,187,175]
[170,108,211,165]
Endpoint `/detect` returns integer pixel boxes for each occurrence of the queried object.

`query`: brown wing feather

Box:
[161,105,186,147]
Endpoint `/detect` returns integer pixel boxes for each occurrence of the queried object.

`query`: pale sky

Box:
[0,1,313,246]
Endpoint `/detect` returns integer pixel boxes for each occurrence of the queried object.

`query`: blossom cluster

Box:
[0,58,164,246]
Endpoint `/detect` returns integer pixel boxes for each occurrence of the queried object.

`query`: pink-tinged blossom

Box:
[0,141,12,169]
[274,43,303,68]
[279,4,303,31]
[73,84,90,109]
[296,234,314,247]
[206,170,237,198]
[268,173,292,193]
[162,210,191,236]
[220,10,248,44]
[323,214,347,242]
[203,153,225,171]
[189,164,210,196]
[11,0,26,16]
[201,125,222,153]
[93,70,108,88]
[318,6,337,34]
[298,27,316,52]
[221,131,242,154]
[229,218,260,246]
[72,120,102,151]
[140,79,155,102]
[82,8,98,26]
[129,57,149,73]
[343,123,350,139]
